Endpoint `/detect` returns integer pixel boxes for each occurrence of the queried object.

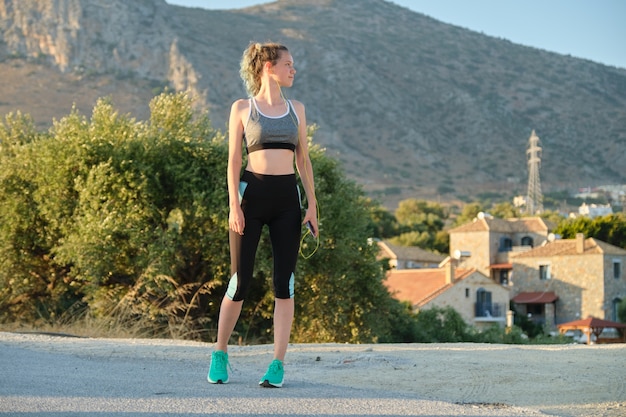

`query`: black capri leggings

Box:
[227,170,302,301]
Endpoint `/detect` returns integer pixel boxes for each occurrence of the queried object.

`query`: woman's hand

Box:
[229,206,245,235]
[302,207,318,238]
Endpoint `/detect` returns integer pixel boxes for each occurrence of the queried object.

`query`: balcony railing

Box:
[475,302,506,318]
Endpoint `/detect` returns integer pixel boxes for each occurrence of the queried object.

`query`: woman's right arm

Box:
[227,99,246,235]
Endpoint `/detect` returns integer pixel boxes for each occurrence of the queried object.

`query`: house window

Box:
[527,304,543,316]
[500,237,513,252]
[521,236,534,247]
[475,288,493,317]
[539,264,551,280]
[465,288,470,298]
[613,260,622,280]
[499,270,509,285]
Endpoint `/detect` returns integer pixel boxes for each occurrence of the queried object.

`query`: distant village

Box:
[512,130,625,218]
[513,183,626,219]
[381,213,626,343]
[382,131,626,344]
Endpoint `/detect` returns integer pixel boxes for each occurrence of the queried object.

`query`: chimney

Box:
[445,260,455,284]
[576,233,585,254]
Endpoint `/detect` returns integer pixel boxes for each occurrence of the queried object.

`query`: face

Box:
[269,52,296,87]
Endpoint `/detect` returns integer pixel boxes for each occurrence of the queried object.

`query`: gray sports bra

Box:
[243,98,300,153]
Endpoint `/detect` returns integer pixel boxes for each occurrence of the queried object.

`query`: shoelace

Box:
[214,353,232,372]
[268,361,283,373]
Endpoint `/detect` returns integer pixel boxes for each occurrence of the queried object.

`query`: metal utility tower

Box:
[526,130,543,214]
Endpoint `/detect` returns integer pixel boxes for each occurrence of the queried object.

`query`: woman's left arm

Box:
[292,100,318,235]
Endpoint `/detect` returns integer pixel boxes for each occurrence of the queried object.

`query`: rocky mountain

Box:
[1,0,625,208]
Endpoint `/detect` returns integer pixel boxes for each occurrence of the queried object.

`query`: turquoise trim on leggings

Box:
[226,273,238,300]
[238,181,248,204]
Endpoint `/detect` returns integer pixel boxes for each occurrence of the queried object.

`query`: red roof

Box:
[489,263,512,269]
[512,291,558,304]
[558,317,626,330]
[384,268,474,307]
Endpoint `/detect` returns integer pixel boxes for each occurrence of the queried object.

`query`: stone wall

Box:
[422,271,510,328]
[512,253,626,325]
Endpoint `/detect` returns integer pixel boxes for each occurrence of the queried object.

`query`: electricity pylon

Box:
[526,130,543,214]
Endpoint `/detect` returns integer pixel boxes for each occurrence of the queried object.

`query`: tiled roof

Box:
[377,240,445,263]
[384,267,474,307]
[512,291,558,304]
[593,239,626,255]
[448,218,490,233]
[512,237,626,258]
[521,217,555,232]
[557,316,626,329]
[448,217,552,234]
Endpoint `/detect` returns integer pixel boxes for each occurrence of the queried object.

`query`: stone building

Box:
[510,233,626,328]
[448,215,626,331]
[376,240,445,270]
[385,214,626,332]
[384,259,510,329]
[448,214,553,283]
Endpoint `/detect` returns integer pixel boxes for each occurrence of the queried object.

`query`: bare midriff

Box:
[246,149,295,175]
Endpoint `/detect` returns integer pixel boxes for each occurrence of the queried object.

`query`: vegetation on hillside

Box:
[1,93,624,345]
[0,92,417,343]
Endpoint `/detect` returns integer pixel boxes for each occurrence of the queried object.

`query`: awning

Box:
[512,291,558,304]
[489,263,512,269]
[558,317,626,331]
[558,317,626,344]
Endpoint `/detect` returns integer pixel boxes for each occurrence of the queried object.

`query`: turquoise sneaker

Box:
[207,350,230,384]
[259,359,284,388]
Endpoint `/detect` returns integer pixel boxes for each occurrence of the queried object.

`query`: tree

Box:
[0,94,417,343]
[555,213,626,249]
[389,199,449,253]
[453,202,484,226]
[364,199,399,239]
[395,199,447,229]
[0,112,72,322]
[0,94,230,336]
[491,202,520,219]
[413,306,470,342]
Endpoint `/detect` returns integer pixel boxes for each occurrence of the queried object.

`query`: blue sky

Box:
[165,0,625,69]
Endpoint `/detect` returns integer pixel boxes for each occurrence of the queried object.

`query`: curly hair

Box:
[240,42,289,96]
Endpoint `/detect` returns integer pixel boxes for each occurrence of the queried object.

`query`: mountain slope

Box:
[1,0,625,206]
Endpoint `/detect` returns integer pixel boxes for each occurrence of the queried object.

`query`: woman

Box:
[208,42,318,388]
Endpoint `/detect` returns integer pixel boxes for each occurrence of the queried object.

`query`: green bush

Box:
[0,93,417,343]
[0,94,230,339]
[413,306,470,342]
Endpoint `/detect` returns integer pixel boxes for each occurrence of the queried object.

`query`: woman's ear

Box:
[265,62,273,74]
